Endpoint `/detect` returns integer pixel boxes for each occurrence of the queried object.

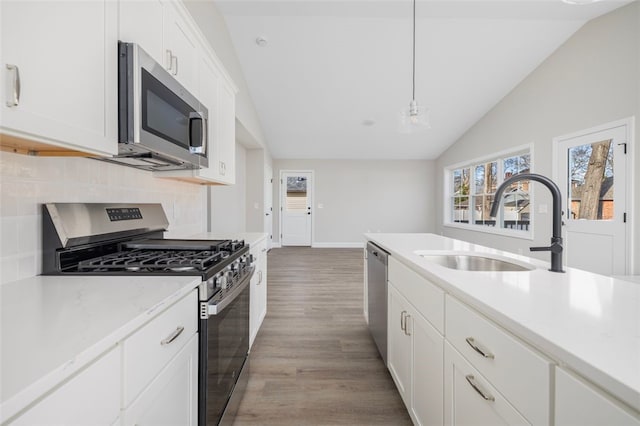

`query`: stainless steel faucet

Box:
[490,173,565,273]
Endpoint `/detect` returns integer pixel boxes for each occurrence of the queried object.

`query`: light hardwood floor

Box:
[234,247,412,426]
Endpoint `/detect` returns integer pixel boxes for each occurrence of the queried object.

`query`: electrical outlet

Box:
[318,203,324,209]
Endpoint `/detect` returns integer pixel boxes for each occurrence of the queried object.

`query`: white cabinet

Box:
[118,0,164,64]
[555,367,640,426]
[122,290,198,406]
[216,82,236,183]
[162,3,199,94]
[0,0,118,156]
[444,342,530,426]
[445,295,551,425]
[119,0,236,185]
[119,0,197,94]
[250,237,268,348]
[388,281,444,426]
[122,334,199,426]
[387,283,412,406]
[11,348,121,426]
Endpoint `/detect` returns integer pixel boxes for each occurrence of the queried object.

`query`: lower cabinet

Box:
[387,283,444,426]
[444,342,530,426]
[11,348,121,426]
[7,290,198,425]
[555,367,640,426]
[250,237,268,348]
[121,334,198,426]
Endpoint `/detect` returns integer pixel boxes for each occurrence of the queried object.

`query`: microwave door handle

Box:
[188,112,207,155]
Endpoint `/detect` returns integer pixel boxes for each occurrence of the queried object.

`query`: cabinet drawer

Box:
[123,290,198,407]
[389,257,444,334]
[445,296,551,425]
[250,238,267,259]
[444,342,530,426]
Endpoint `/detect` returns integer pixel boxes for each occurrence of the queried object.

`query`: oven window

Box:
[141,69,194,149]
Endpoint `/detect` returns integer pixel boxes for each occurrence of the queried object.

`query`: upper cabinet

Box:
[120,0,199,97]
[0,0,118,156]
[1,0,237,186]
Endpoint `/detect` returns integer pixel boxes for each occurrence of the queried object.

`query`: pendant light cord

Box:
[412,0,416,102]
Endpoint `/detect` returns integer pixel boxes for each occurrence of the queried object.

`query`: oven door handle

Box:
[207,266,255,316]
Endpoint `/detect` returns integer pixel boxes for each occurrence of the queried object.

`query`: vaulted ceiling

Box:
[216,0,631,159]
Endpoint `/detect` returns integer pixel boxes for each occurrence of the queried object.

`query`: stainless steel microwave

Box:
[105,41,208,171]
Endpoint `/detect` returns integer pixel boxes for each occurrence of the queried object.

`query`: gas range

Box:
[41,202,255,426]
[42,203,252,300]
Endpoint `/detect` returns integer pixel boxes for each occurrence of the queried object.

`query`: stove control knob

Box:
[218,275,227,289]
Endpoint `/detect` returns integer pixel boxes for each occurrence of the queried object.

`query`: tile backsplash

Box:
[0,151,207,284]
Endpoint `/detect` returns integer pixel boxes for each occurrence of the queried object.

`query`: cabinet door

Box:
[119,0,164,66]
[12,348,120,426]
[410,310,444,426]
[194,52,222,181]
[216,81,236,184]
[444,342,530,426]
[1,0,117,156]
[123,334,199,426]
[163,3,198,94]
[555,367,640,426]
[387,284,411,408]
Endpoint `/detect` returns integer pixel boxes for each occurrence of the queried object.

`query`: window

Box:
[446,148,532,236]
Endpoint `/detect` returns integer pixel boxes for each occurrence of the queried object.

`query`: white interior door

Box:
[555,122,630,276]
[281,171,312,246]
[264,163,273,249]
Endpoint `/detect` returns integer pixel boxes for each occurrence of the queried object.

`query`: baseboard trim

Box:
[311,242,365,248]
[271,242,282,248]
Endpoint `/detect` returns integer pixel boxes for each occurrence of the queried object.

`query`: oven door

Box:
[199,267,254,426]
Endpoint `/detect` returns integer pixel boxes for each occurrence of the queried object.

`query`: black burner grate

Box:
[77,248,223,273]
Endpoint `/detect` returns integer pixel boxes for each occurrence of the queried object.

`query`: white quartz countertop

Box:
[365,233,640,412]
[175,232,268,248]
[0,275,200,421]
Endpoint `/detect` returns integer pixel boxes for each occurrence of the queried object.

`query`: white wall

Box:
[0,152,207,284]
[435,3,640,272]
[208,143,247,233]
[272,159,436,246]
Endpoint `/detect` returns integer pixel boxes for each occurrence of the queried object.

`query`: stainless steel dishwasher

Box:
[367,241,389,366]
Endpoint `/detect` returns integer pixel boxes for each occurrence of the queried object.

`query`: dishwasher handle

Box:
[367,242,388,265]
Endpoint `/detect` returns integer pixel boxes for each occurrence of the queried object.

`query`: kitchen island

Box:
[366,232,640,424]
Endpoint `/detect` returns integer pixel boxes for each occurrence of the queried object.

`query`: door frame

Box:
[279,170,314,247]
[552,117,635,274]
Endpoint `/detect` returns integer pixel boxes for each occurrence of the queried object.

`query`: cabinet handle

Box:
[165,49,173,71]
[465,337,495,359]
[5,64,21,107]
[160,326,185,345]
[465,374,495,401]
[404,314,411,336]
[257,270,262,285]
[400,311,407,331]
[172,55,178,76]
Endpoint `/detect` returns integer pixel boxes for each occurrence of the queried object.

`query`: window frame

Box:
[443,144,534,240]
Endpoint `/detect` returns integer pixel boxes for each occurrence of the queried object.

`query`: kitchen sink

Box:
[415,253,534,272]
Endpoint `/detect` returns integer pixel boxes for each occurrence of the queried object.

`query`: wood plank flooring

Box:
[234,247,412,426]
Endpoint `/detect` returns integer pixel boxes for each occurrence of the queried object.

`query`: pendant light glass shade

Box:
[399,0,430,133]
[399,100,430,133]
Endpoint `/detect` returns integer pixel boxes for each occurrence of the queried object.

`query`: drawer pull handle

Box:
[465,337,495,359]
[6,64,21,107]
[404,314,411,336]
[160,326,185,345]
[400,311,407,331]
[465,374,495,402]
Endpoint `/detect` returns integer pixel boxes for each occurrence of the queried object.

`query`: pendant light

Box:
[399,0,430,133]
